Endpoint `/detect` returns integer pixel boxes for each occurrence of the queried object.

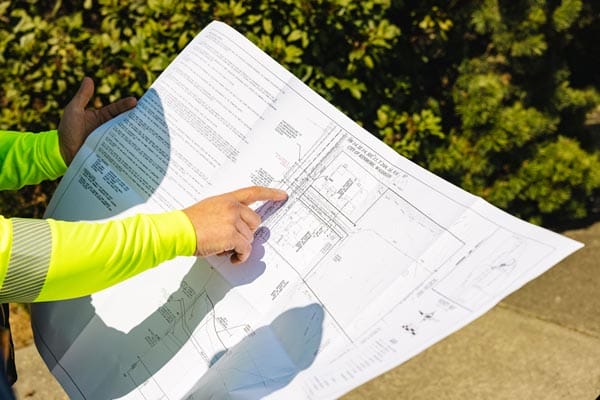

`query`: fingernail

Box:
[274,189,288,198]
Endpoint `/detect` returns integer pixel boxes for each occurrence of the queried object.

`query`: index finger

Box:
[96,97,137,123]
[230,186,288,205]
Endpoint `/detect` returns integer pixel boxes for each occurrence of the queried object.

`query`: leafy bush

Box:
[1,0,598,228]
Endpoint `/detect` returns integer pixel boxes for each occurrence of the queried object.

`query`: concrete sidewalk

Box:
[12,222,600,399]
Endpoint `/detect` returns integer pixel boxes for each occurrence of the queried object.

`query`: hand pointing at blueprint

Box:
[183,186,287,264]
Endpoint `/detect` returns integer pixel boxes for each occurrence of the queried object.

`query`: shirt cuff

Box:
[36,130,67,180]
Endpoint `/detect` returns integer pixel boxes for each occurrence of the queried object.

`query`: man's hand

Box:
[58,77,137,165]
[183,186,288,264]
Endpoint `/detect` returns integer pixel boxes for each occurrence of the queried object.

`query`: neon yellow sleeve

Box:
[0,211,197,302]
[0,130,67,190]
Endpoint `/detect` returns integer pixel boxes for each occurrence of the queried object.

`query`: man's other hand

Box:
[58,77,137,165]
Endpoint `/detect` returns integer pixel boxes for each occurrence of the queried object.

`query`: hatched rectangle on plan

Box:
[309,151,386,224]
[267,199,343,276]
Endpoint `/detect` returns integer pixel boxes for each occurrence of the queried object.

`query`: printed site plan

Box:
[32,21,581,400]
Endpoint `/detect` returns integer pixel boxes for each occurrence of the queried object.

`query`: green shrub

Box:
[1,0,598,228]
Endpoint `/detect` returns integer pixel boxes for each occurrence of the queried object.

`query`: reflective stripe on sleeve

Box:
[0,219,51,302]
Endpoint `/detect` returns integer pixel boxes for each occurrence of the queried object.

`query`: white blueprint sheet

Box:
[31,21,582,399]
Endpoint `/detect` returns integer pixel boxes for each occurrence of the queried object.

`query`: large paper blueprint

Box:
[31,21,582,399]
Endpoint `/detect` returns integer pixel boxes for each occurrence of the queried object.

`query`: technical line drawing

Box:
[401,310,437,336]
[118,266,257,399]
[434,231,553,310]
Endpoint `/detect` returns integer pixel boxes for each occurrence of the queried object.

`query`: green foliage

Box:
[488,137,600,225]
[430,0,600,227]
[0,0,598,227]
[376,106,444,162]
[553,0,582,32]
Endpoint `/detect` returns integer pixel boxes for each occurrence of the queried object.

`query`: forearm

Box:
[0,130,67,190]
[0,211,196,302]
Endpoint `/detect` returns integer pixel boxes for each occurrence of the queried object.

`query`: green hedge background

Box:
[1,0,599,229]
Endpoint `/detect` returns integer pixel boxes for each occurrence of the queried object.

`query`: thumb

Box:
[70,77,95,110]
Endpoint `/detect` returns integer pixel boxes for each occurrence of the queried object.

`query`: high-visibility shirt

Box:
[0,130,197,303]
